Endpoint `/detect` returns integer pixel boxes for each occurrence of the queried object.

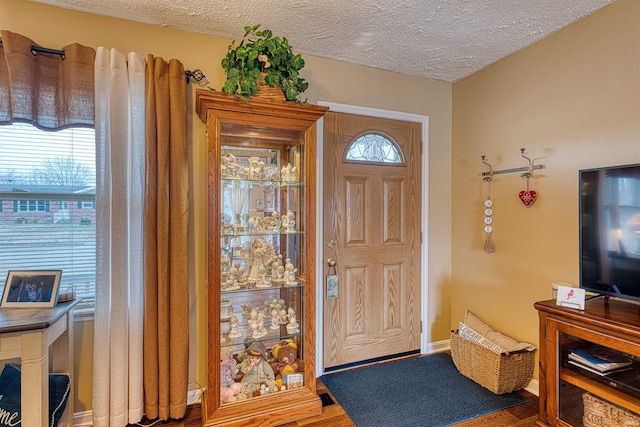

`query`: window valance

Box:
[0,30,95,130]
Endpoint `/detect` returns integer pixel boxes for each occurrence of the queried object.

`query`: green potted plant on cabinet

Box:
[221,25,309,102]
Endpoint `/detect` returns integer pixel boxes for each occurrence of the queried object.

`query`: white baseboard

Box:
[72,389,205,426]
[73,410,93,426]
[187,387,204,405]
[525,379,539,396]
[426,338,451,354]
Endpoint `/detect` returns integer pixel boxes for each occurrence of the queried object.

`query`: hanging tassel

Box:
[483,196,495,254]
[482,168,495,253]
[484,234,495,253]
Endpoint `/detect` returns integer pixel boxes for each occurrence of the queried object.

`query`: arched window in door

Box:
[345,132,404,164]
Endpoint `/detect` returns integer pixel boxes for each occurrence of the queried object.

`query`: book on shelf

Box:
[568,347,633,373]
[567,360,633,377]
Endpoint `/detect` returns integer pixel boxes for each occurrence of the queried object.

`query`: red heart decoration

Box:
[519,190,538,207]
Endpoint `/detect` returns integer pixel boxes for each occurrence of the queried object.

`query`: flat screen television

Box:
[580,163,640,302]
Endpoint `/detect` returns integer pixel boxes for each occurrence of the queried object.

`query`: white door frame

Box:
[315,102,430,375]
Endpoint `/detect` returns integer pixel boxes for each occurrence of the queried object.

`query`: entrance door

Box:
[322,111,421,369]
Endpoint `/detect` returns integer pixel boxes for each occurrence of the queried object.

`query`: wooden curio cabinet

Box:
[196,89,328,426]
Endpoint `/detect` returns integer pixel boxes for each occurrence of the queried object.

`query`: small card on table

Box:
[556,285,585,310]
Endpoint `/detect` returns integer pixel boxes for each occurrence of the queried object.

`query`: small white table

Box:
[0,300,78,427]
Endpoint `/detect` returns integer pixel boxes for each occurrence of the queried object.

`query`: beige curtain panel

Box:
[143,55,190,421]
[0,30,94,129]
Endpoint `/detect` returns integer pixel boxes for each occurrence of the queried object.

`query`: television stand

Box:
[535,299,640,426]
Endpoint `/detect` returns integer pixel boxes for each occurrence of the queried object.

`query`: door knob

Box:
[326,257,337,267]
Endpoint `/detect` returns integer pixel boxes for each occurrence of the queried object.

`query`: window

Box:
[345,132,404,164]
[14,200,50,212]
[78,200,96,209]
[0,122,96,310]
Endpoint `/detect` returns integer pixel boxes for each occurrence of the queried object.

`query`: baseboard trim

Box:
[525,379,539,396]
[72,389,204,426]
[73,410,92,426]
[426,338,451,354]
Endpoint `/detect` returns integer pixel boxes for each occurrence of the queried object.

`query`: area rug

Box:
[320,352,529,427]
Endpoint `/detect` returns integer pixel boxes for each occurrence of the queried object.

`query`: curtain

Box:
[0,30,94,129]
[93,47,146,427]
[142,55,189,420]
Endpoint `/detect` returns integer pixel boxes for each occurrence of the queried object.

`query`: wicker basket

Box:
[450,331,535,394]
[583,393,640,427]
[255,72,286,102]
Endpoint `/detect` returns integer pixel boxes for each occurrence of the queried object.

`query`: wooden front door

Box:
[322,111,422,369]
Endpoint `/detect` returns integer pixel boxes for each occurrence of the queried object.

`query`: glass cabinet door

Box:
[218,138,308,402]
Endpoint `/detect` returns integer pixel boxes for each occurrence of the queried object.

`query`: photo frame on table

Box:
[1,270,62,308]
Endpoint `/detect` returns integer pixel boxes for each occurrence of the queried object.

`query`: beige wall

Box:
[451,0,640,379]
[0,0,453,413]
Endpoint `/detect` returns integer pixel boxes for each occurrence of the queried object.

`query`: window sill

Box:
[74,306,95,322]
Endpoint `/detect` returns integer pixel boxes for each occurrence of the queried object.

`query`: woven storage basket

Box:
[255,72,286,102]
[583,393,640,427]
[450,331,535,394]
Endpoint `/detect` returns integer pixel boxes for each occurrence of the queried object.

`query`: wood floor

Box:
[140,377,539,427]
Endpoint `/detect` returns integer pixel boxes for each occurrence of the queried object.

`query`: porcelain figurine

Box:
[240,342,279,397]
[220,347,242,403]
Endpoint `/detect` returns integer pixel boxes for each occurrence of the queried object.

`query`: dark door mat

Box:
[318,392,335,407]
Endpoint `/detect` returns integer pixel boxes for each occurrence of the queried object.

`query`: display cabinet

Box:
[535,299,640,427]
[196,90,328,426]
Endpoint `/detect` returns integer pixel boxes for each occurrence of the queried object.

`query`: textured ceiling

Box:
[32,0,615,82]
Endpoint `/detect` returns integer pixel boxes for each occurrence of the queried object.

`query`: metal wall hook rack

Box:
[481,155,493,181]
[481,148,544,178]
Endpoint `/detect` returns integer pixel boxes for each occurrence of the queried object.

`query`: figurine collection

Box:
[220,238,299,291]
[218,153,305,404]
[222,209,297,236]
[221,153,298,182]
[219,295,303,402]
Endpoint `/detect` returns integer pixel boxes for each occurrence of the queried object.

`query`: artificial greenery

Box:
[221,25,309,102]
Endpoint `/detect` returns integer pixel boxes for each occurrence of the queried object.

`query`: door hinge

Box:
[420,321,423,333]
[420,231,423,244]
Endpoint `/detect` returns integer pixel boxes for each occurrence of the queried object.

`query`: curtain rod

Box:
[0,40,66,59]
[0,41,206,84]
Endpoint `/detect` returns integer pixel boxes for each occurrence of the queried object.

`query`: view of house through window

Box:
[0,122,96,309]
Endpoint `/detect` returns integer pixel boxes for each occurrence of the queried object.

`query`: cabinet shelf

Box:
[221,231,305,238]
[220,331,305,349]
[560,369,640,413]
[221,282,306,295]
[221,178,305,188]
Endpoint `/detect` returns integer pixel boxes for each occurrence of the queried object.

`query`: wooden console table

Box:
[535,298,640,426]
[0,299,79,427]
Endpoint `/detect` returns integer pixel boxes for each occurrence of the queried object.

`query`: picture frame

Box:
[282,373,304,389]
[1,270,62,308]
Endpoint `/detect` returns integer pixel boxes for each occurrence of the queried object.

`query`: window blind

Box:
[0,122,96,309]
